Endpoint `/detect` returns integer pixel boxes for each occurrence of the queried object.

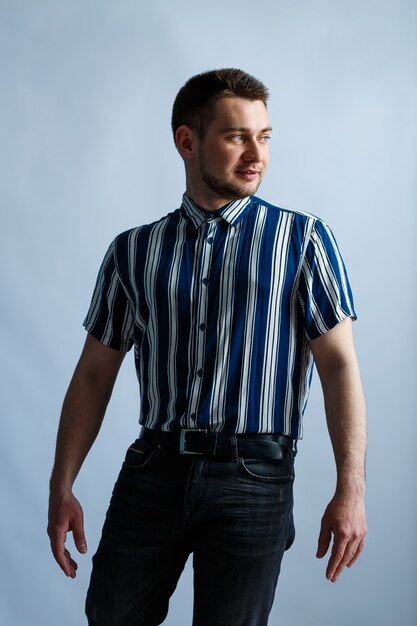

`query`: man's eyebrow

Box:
[221,126,273,133]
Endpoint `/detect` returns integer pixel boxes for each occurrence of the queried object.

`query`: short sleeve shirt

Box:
[84,194,356,438]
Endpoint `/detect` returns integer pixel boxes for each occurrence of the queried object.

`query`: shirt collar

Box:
[181,193,253,231]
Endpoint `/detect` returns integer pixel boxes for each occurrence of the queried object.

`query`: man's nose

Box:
[243,140,262,162]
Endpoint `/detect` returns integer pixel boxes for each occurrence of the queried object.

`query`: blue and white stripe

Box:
[84,194,356,438]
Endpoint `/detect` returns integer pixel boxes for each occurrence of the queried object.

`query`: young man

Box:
[48,69,367,626]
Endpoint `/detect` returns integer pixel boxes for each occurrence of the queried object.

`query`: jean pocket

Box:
[122,439,158,471]
[238,455,294,483]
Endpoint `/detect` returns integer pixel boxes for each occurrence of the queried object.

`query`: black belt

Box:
[141,428,297,460]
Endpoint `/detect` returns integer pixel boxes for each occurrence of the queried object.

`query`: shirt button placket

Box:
[188,220,217,426]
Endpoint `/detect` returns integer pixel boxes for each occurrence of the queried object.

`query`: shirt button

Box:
[202,277,209,285]
[197,368,203,377]
[206,237,214,244]
[190,412,197,420]
[199,323,206,331]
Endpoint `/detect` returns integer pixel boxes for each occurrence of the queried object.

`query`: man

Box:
[48,69,367,626]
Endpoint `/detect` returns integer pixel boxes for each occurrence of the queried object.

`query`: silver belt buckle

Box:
[180,429,207,454]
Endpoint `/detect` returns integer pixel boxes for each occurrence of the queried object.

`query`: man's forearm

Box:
[50,370,112,493]
[321,358,367,498]
[50,334,125,494]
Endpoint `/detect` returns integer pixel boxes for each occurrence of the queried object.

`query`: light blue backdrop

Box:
[1,1,416,624]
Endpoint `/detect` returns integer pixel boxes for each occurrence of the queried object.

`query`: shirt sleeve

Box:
[297,218,357,341]
[83,239,135,352]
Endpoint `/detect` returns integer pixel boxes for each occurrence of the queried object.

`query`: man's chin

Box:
[221,180,261,200]
[233,182,261,198]
[234,173,263,195]
[201,171,261,202]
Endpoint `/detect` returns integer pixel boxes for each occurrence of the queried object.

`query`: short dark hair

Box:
[171,68,269,141]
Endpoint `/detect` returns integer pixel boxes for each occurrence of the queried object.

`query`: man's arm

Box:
[47,334,126,578]
[309,317,367,583]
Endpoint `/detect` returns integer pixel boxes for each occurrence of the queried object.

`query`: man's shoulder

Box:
[252,196,321,223]
[113,207,183,246]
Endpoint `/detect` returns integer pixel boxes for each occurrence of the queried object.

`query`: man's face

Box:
[192,97,271,207]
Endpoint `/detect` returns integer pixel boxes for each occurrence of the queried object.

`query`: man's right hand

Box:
[47,491,87,578]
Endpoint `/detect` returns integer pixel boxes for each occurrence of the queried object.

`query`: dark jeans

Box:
[85,437,296,626]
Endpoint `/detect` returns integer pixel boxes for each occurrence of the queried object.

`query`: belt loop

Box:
[207,432,218,457]
[230,434,238,461]
[157,430,168,456]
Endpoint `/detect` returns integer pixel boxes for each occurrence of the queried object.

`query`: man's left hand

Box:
[316,494,367,582]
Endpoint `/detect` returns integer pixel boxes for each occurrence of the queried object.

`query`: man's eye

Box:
[232,134,244,142]
[260,135,271,143]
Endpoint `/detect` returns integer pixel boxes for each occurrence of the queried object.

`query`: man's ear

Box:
[175,125,196,159]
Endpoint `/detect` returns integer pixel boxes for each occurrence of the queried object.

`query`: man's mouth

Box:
[235,169,261,181]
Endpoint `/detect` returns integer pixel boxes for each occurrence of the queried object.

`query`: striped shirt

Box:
[84,194,356,438]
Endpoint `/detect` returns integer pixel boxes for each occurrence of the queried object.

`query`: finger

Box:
[49,523,78,578]
[331,528,367,578]
[326,535,349,582]
[328,535,363,582]
[62,549,78,579]
[71,509,87,554]
[65,549,79,573]
[329,547,357,581]
[49,528,68,568]
[50,529,77,577]
[316,516,332,558]
[346,537,366,568]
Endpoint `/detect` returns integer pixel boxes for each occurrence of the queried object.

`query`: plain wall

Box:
[1,1,416,624]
